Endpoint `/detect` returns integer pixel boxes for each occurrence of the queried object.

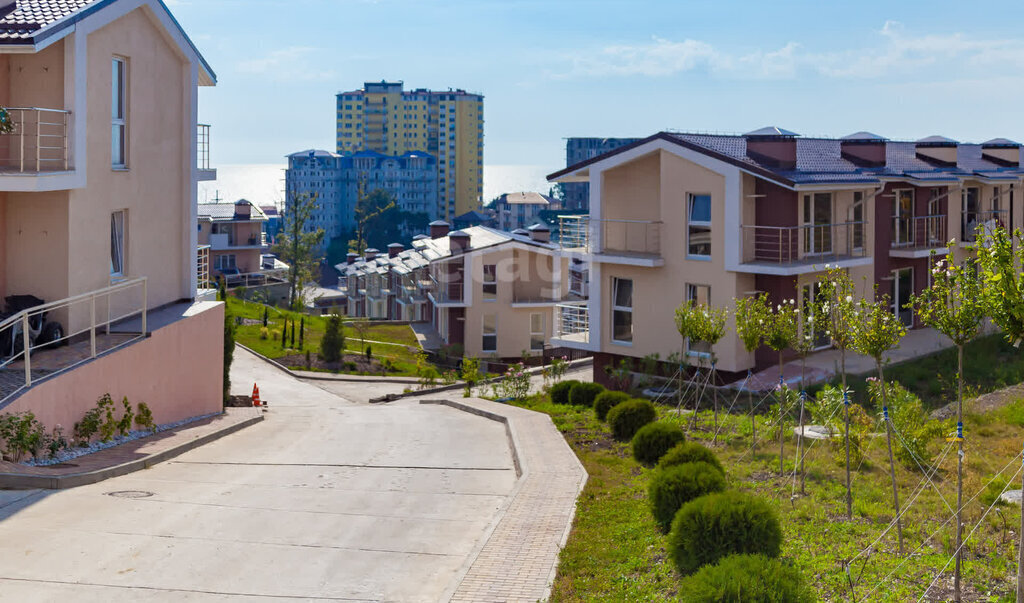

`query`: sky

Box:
[174,0,1024,203]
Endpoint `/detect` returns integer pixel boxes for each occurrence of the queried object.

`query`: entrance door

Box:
[802,193,833,255]
[962,187,980,240]
[801,282,831,350]
[891,268,914,328]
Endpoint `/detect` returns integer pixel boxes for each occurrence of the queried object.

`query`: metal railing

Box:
[197,245,212,289]
[555,302,590,339]
[512,285,561,304]
[428,274,464,304]
[891,215,947,249]
[741,221,868,265]
[962,210,1009,242]
[0,277,147,406]
[223,268,288,288]
[558,215,662,256]
[0,107,71,173]
[197,124,211,171]
[209,232,267,249]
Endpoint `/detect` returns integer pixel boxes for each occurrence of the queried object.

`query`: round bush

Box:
[648,461,726,532]
[594,391,630,422]
[550,380,580,405]
[631,422,685,466]
[668,491,783,576]
[679,554,815,603]
[657,441,724,476]
[568,382,605,407]
[606,399,657,441]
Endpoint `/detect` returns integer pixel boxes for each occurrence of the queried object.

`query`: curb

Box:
[0,411,265,490]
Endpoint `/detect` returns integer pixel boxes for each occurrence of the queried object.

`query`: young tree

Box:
[765,299,797,474]
[817,266,859,519]
[274,191,325,310]
[319,314,344,364]
[912,251,987,601]
[691,303,729,441]
[734,294,771,445]
[351,188,397,254]
[852,289,907,554]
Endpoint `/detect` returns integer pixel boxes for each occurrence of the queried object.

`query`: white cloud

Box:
[551,22,1024,81]
[237,46,336,82]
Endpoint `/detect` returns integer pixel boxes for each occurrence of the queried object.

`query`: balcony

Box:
[551,302,591,349]
[511,286,563,307]
[961,210,1008,243]
[740,221,870,275]
[197,124,216,182]
[209,232,268,251]
[0,107,74,191]
[558,215,663,266]
[427,275,465,306]
[890,215,948,258]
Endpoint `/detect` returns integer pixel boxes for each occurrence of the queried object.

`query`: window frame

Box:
[482,313,498,353]
[482,263,497,301]
[111,56,128,169]
[611,277,634,345]
[685,283,712,358]
[530,312,545,352]
[686,193,712,259]
[110,210,127,278]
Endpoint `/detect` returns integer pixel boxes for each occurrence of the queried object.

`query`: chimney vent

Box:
[233,200,251,219]
[839,131,888,167]
[429,220,450,239]
[449,230,470,253]
[364,248,379,261]
[743,126,799,169]
[346,253,359,265]
[981,138,1021,167]
[387,242,405,258]
[915,135,959,166]
[527,223,551,243]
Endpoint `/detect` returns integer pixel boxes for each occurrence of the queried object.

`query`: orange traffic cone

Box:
[252,383,262,407]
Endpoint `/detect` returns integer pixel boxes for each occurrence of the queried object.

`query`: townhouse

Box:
[198,199,281,286]
[547,128,1024,383]
[0,0,222,430]
[336,221,577,360]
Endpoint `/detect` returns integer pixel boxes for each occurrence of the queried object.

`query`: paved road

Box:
[0,348,517,602]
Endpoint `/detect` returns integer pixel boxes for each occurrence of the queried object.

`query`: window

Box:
[482,314,497,352]
[111,57,127,167]
[611,277,633,344]
[851,192,865,251]
[686,284,711,356]
[891,268,914,328]
[530,313,545,351]
[802,193,833,254]
[687,194,712,258]
[962,187,980,240]
[927,188,944,244]
[800,282,830,349]
[110,210,126,277]
[215,254,236,271]
[482,264,497,300]
[893,189,914,246]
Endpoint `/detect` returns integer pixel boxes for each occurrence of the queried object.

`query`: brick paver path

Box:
[433,398,587,602]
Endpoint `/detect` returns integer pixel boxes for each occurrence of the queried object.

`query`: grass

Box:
[225,297,423,375]
[515,385,1024,602]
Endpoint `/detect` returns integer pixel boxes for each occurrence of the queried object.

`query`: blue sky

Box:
[173,0,1024,175]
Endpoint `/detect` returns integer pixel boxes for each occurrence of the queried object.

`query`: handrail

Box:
[0,107,71,173]
[0,277,145,334]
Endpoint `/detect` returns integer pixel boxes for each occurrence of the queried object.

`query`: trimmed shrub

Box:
[657,441,724,476]
[668,491,783,576]
[632,422,684,466]
[550,380,580,405]
[594,391,631,422]
[679,554,815,603]
[648,461,726,532]
[607,398,657,441]
[568,382,605,407]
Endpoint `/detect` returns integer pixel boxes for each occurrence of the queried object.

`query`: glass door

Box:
[802,193,833,256]
[927,188,944,245]
[890,268,914,328]
[801,282,830,350]
[962,187,979,240]
[893,189,914,246]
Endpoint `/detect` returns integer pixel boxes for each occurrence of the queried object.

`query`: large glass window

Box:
[686,284,711,356]
[851,192,865,251]
[483,264,497,301]
[611,278,633,344]
[893,189,914,246]
[800,282,830,349]
[962,187,980,240]
[482,314,497,352]
[891,268,914,328]
[530,313,545,351]
[687,194,712,258]
[112,57,127,168]
[110,210,126,277]
[802,193,833,254]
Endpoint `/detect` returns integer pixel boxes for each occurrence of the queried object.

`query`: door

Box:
[927,188,944,245]
[801,282,830,350]
[891,268,914,328]
[962,187,980,240]
[802,193,833,255]
[893,189,914,246]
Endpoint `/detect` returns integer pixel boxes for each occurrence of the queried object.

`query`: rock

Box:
[1000,489,1022,505]
[793,424,834,440]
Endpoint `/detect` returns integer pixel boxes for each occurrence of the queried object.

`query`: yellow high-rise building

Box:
[336,81,484,220]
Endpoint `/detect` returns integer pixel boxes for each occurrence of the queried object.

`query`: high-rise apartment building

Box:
[336,81,484,220]
[562,138,641,210]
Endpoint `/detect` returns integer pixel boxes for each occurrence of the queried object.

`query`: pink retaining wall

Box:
[4,302,224,432]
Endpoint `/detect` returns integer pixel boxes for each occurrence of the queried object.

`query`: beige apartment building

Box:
[0,0,222,431]
[198,199,280,286]
[337,221,577,360]
[547,128,1024,384]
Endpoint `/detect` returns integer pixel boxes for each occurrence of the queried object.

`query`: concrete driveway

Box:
[0,348,517,602]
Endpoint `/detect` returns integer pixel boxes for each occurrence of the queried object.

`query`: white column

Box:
[588,261,602,351]
[187,62,199,300]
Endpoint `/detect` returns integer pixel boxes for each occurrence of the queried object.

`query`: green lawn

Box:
[225,297,423,375]
[516,386,1024,602]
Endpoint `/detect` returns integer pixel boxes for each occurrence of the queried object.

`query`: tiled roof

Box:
[0,0,98,42]
[198,201,268,221]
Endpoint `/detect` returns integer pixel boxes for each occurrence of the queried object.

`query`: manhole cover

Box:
[105,490,154,499]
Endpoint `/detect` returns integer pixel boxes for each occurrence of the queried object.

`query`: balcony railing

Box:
[0,278,147,406]
[428,274,464,304]
[512,286,562,305]
[197,245,212,290]
[197,124,212,171]
[891,215,947,249]
[209,232,268,250]
[555,302,590,340]
[558,215,662,257]
[962,210,1008,242]
[741,221,868,266]
[223,268,288,288]
[0,107,71,173]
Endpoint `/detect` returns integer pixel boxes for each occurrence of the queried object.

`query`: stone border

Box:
[419,397,588,602]
[0,411,264,490]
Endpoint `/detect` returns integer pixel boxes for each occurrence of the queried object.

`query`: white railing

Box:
[223,268,288,288]
[0,278,148,406]
[197,245,212,290]
[197,124,211,171]
[741,221,868,265]
[0,107,71,173]
[555,302,589,338]
[558,215,662,256]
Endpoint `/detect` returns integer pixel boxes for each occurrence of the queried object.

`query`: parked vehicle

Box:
[0,295,65,359]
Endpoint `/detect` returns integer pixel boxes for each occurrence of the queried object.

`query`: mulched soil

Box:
[276,353,394,376]
[931,382,1024,419]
